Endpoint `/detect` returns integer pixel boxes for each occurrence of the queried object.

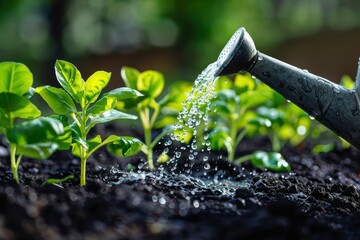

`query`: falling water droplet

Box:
[204,163,211,170]
[309,115,315,120]
[193,200,200,208]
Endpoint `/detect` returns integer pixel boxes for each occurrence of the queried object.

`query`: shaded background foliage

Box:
[1,0,360,85]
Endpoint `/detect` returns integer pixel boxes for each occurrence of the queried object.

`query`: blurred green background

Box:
[1,0,360,86]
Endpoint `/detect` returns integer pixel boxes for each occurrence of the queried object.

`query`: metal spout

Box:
[216,27,360,149]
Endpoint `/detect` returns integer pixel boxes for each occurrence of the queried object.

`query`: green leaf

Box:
[215,76,233,91]
[44,175,74,185]
[107,136,143,157]
[154,114,178,128]
[36,86,77,114]
[0,92,30,112]
[121,66,140,89]
[104,87,143,100]
[257,107,284,124]
[0,62,33,95]
[16,143,59,160]
[55,60,85,104]
[87,96,117,116]
[86,109,137,132]
[0,92,41,121]
[211,89,240,115]
[278,124,296,140]
[138,98,159,111]
[70,123,87,157]
[250,151,290,172]
[340,75,354,89]
[234,73,256,93]
[88,87,142,115]
[84,71,111,105]
[0,110,7,130]
[7,117,64,146]
[240,91,269,109]
[137,70,164,98]
[49,115,72,150]
[312,143,335,154]
[209,127,231,150]
[71,135,103,157]
[158,81,192,109]
[210,101,231,114]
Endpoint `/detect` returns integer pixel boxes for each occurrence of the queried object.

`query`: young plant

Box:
[119,67,191,169]
[36,60,143,186]
[208,74,291,172]
[0,62,65,183]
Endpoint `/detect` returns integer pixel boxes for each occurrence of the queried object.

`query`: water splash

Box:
[109,168,249,198]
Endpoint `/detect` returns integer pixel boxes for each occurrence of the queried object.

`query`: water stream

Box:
[170,62,220,168]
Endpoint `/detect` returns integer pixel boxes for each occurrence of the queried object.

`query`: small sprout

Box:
[119,66,191,169]
[208,74,268,161]
[208,74,294,171]
[37,60,143,186]
[43,175,75,185]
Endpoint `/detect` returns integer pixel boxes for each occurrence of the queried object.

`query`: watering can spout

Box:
[216,27,360,149]
[215,27,258,76]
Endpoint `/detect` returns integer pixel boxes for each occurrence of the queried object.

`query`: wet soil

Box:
[0,129,360,240]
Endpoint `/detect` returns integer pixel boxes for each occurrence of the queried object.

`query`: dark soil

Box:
[0,127,360,240]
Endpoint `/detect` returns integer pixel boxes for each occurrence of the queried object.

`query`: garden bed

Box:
[0,128,359,240]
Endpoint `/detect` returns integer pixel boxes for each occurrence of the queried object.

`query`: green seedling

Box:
[207,74,266,157]
[208,74,291,172]
[119,67,191,169]
[43,174,74,185]
[37,60,143,186]
[0,62,65,183]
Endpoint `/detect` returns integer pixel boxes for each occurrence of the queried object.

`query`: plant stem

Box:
[144,125,154,169]
[270,133,281,152]
[79,111,88,186]
[80,155,87,186]
[9,144,19,184]
[235,154,253,164]
[140,108,154,169]
[228,119,238,162]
